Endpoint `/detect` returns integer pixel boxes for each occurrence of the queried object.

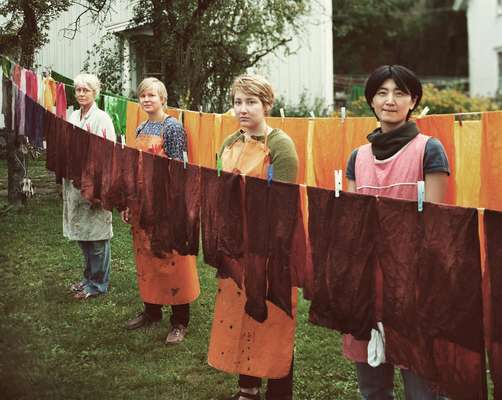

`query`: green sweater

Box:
[219,129,299,183]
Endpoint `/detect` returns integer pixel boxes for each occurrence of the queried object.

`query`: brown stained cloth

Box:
[80,132,114,207]
[307,188,377,340]
[378,196,486,400]
[67,125,90,189]
[244,176,305,322]
[484,210,502,399]
[200,166,245,286]
[146,159,201,257]
[101,144,139,212]
[44,110,57,174]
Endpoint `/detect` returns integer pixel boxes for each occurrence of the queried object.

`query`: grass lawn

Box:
[0,158,408,399]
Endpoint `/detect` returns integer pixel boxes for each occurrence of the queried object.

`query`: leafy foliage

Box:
[348,83,501,117]
[270,92,331,117]
[128,0,310,112]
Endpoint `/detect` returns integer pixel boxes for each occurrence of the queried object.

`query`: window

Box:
[498,0,502,16]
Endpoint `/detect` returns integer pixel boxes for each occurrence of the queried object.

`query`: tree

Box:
[332,0,467,76]
[128,0,310,112]
[0,0,112,205]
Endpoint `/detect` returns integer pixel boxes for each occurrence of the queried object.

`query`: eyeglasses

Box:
[75,87,92,94]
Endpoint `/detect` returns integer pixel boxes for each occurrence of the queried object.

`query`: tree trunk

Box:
[3,76,25,206]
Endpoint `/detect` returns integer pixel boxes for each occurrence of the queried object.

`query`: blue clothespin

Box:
[267,164,274,185]
[183,151,188,169]
[417,180,425,212]
[216,153,222,176]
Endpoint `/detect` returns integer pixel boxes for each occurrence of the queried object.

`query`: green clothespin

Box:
[216,153,222,176]
[417,180,425,212]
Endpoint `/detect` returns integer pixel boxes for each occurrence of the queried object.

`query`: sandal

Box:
[70,281,86,292]
[73,291,99,300]
[228,391,261,400]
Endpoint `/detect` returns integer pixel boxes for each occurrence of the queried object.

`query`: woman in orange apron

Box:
[207,75,299,400]
[121,78,200,344]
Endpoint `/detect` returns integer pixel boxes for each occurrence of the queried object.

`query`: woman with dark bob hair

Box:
[344,65,450,399]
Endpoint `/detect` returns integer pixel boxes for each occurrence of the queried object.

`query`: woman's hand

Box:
[120,208,131,224]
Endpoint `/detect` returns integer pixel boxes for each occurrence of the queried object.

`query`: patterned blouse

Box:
[136,116,187,161]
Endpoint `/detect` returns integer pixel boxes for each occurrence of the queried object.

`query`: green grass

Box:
[0,158,399,399]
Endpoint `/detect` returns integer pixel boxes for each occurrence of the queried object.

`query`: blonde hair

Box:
[231,74,275,113]
[74,73,101,97]
[137,77,168,105]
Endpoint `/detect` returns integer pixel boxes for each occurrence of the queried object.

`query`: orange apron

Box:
[131,133,200,305]
[208,131,298,378]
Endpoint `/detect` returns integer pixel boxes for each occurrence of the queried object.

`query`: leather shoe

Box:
[125,312,160,330]
[165,324,187,344]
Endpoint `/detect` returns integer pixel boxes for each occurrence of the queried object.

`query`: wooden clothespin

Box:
[340,107,346,123]
[419,106,430,118]
[334,169,343,197]
[183,151,188,169]
[417,180,425,212]
[178,110,183,124]
[216,153,222,176]
[267,164,274,185]
[458,114,463,127]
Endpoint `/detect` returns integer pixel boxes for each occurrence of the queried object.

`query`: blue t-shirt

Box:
[345,137,450,181]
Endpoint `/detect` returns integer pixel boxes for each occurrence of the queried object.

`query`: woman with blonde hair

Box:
[121,77,200,344]
[208,74,298,400]
[65,73,116,300]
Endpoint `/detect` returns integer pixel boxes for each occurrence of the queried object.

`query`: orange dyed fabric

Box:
[199,112,216,168]
[282,118,309,184]
[454,120,481,208]
[312,118,339,189]
[183,110,201,165]
[416,115,456,205]
[480,111,502,211]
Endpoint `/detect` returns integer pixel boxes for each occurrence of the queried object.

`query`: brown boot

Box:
[125,312,160,330]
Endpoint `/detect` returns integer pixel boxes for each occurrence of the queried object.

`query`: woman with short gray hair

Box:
[64,73,116,300]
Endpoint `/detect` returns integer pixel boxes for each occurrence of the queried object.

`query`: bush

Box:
[270,92,330,117]
[348,83,501,117]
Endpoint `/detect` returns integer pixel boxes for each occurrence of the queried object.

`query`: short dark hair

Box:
[364,65,423,120]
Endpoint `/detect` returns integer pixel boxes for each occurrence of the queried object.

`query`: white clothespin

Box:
[43,140,47,149]
[22,177,34,198]
[419,106,430,118]
[334,169,343,197]
[417,180,425,212]
[121,134,125,149]
[280,108,285,119]
[199,105,203,113]
[183,151,188,169]
[309,111,315,119]
[340,106,346,123]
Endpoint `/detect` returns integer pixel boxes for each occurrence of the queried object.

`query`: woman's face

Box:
[233,89,268,131]
[75,83,95,109]
[139,88,164,114]
[371,78,416,128]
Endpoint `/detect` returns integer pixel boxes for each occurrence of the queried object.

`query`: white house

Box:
[454,0,502,97]
[35,0,333,110]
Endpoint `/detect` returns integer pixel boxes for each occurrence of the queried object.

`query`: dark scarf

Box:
[367,121,420,160]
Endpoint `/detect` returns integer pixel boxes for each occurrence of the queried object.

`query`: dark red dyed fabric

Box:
[44,110,58,174]
[101,144,139,212]
[484,210,502,399]
[378,196,486,400]
[244,176,306,322]
[307,188,377,341]
[200,166,245,287]
[145,159,201,257]
[67,126,90,189]
[80,133,114,206]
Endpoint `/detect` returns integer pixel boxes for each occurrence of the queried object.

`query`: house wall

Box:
[466,0,502,96]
